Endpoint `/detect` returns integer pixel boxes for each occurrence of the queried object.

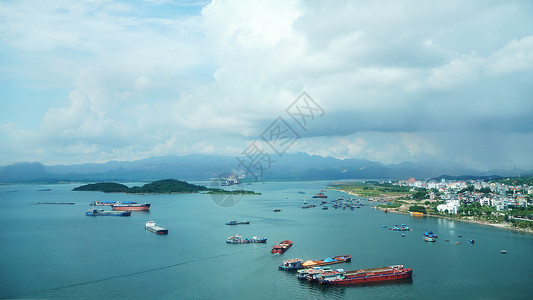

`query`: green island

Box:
[73,179,260,195]
[331,178,533,233]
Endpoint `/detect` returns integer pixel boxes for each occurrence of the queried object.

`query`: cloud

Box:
[0,0,532,170]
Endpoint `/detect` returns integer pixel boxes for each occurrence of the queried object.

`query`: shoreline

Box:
[335,188,533,235]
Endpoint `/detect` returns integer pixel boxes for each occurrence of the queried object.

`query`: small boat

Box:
[85,209,131,216]
[322,206,328,210]
[145,221,168,235]
[455,242,461,245]
[111,202,150,211]
[424,231,438,238]
[225,220,250,225]
[279,258,303,270]
[316,265,412,285]
[392,224,410,231]
[312,193,328,198]
[500,250,507,254]
[467,239,475,244]
[271,240,293,253]
[458,234,462,237]
[401,234,405,237]
[298,191,306,194]
[424,237,436,242]
[226,235,267,244]
[273,209,282,212]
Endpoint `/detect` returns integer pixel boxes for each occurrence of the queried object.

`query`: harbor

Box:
[1,181,532,299]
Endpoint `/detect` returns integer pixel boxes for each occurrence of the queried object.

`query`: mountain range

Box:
[0,153,530,183]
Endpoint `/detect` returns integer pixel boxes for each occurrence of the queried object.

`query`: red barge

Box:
[271,240,293,253]
[111,202,151,211]
[317,265,412,285]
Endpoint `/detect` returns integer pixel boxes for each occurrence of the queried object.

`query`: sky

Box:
[1,0,532,171]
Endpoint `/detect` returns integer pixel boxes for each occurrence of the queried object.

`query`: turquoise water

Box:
[1,181,532,299]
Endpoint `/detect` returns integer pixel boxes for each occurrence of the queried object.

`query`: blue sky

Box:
[1,0,532,171]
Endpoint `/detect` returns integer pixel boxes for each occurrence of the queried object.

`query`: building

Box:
[437,200,460,214]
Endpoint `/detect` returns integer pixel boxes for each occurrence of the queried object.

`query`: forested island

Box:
[73,179,260,195]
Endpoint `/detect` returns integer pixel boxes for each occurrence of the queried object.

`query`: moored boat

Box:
[297,266,333,280]
[317,265,412,285]
[300,255,352,269]
[225,220,250,225]
[145,221,168,235]
[279,258,303,270]
[226,235,267,244]
[312,193,328,198]
[111,202,150,211]
[85,209,131,216]
[424,237,436,242]
[271,240,293,253]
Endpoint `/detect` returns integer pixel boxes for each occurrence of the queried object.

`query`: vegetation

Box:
[493,176,533,186]
[408,205,427,214]
[73,179,259,195]
[377,202,402,209]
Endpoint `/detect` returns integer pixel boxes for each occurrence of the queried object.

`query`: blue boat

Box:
[85,209,131,216]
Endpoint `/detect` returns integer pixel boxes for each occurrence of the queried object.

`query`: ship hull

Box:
[112,204,150,211]
[319,269,412,285]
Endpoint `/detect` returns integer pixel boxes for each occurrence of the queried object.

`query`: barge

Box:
[85,209,131,216]
[226,235,267,243]
[111,202,150,211]
[279,255,351,270]
[317,265,412,285]
[225,220,250,225]
[145,221,168,235]
[271,240,293,254]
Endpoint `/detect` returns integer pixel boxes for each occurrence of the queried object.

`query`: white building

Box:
[479,197,491,206]
[437,200,460,214]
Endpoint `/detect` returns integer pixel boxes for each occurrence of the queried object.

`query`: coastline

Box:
[336,188,533,235]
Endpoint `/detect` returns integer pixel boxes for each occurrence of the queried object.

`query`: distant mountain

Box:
[1,153,531,183]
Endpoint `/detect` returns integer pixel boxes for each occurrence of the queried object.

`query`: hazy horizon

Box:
[1,1,532,171]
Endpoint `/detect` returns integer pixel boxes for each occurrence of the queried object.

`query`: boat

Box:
[500,250,507,254]
[225,220,250,225]
[273,209,282,212]
[297,266,333,281]
[34,201,75,205]
[467,239,475,244]
[298,191,306,194]
[90,201,137,206]
[279,258,303,270]
[111,202,150,211]
[145,221,168,235]
[85,209,131,216]
[424,231,438,238]
[271,240,293,253]
[312,193,328,198]
[299,255,352,269]
[424,237,436,242]
[410,212,424,217]
[392,224,410,231]
[322,206,328,210]
[316,265,412,285]
[226,235,267,244]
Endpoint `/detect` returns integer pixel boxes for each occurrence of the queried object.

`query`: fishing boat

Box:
[500,249,507,254]
[111,202,150,211]
[312,193,328,198]
[322,205,328,210]
[273,209,282,212]
[392,224,410,231]
[279,258,303,270]
[225,220,250,225]
[271,240,293,253]
[316,265,412,285]
[145,221,168,235]
[85,209,131,216]
[424,231,438,238]
[297,266,333,281]
[226,235,267,244]
[424,237,436,242]
[467,239,475,244]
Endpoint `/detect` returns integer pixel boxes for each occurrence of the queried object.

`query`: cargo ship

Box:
[226,235,267,244]
[317,265,412,285]
[271,240,293,253]
[90,201,137,206]
[279,255,351,270]
[145,221,168,235]
[225,220,250,225]
[85,209,131,216]
[111,202,150,211]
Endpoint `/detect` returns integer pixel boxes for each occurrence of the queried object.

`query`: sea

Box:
[1,180,532,299]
